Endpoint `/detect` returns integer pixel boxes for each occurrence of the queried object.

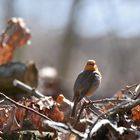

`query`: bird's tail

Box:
[71,98,78,118]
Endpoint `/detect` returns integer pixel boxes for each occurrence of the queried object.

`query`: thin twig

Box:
[0,92,51,121]
[121,82,139,93]
[87,98,128,106]
[88,107,104,119]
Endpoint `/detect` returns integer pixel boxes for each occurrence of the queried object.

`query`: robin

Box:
[71,60,102,117]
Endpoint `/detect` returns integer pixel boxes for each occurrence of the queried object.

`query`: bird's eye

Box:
[87,63,94,65]
[86,60,96,66]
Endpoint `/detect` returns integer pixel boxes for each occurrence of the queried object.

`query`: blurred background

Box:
[0,0,140,99]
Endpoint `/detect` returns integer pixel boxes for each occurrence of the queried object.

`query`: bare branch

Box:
[0,92,51,121]
[87,98,128,106]
[107,99,140,119]
[121,82,140,93]
[13,79,44,98]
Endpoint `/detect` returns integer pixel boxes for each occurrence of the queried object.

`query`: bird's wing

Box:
[73,71,93,100]
[73,71,86,93]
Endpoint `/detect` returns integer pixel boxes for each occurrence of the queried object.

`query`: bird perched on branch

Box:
[71,60,102,117]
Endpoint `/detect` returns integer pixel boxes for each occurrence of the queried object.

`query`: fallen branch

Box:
[13,79,44,98]
[90,98,140,130]
[89,119,126,139]
[107,99,140,119]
